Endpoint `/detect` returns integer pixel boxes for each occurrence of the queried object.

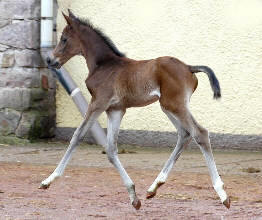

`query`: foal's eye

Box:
[62,38,67,43]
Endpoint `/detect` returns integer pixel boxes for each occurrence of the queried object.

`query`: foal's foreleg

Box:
[39,106,102,189]
[106,110,141,210]
[147,110,191,198]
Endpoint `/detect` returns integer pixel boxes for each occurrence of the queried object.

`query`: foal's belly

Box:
[130,96,159,107]
[125,88,161,108]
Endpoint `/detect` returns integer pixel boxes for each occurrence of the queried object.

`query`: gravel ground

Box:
[0,141,262,219]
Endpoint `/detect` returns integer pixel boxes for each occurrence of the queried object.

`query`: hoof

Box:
[146,182,164,199]
[146,191,156,199]
[132,198,141,210]
[38,183,50,189]
[223,197,231,209]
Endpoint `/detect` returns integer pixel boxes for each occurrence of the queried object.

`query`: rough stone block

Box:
[0,68,40,88]
[15,111,36,138]
[41,75,49,90]
[42,90,56,109]
[0,51,15,68]
[15,49,44,67]
[16,110,55,139]
[0,20,40,49]
[0,108,21,135]
[0,19,11,28]
[30,89,56,111]
[40,69,57,89]
[0,44,10,52]
[0,0,40,19]
[0,88,31,111]
[30,88,48,101]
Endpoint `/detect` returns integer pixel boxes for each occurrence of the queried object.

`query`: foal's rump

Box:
[156,56,198,105]
[156,56,221,102]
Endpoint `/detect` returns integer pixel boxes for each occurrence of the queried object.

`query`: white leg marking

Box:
[147,109,191,196]
[189,112,228,204]
[200,146,228,203]
[40,109,102,188]
[214,178,227,203]
[106,110,140,209]
[166,108,228,205]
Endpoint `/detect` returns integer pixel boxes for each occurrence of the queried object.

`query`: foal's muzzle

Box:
[46,57,61,69]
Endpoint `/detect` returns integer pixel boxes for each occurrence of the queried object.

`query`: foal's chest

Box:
[85,70,115,97]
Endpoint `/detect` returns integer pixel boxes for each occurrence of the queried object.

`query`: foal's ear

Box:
[62,11,73,27]
[68,9,77,19]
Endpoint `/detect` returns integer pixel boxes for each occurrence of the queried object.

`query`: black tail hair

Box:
[189,65,221,99]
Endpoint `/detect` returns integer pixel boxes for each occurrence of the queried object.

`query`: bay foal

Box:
[43,10,230,209]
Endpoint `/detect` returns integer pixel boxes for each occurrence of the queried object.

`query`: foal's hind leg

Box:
[165,107,230,208]
[189,115,230,208]
[106,109,141,210]
[147,108,192,198]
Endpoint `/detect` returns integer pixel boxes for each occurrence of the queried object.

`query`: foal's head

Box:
[48,10,125,70]
[47,10,81,69]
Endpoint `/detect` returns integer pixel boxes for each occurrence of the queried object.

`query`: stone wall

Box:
[0,0,56,139]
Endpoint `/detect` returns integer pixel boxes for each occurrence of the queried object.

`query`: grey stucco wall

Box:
[0,0,56,139]
[56,127,262,150]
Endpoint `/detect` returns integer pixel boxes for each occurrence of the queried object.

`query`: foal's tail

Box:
[189,65,221,99]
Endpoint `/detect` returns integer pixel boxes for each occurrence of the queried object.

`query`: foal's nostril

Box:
[46,57,51,65]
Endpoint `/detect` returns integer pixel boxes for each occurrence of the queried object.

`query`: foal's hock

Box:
[40,9,230,210]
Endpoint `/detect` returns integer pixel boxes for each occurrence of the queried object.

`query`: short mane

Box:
[75,17,125,57]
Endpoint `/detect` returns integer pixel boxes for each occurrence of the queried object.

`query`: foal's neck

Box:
[78,25,119,73]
